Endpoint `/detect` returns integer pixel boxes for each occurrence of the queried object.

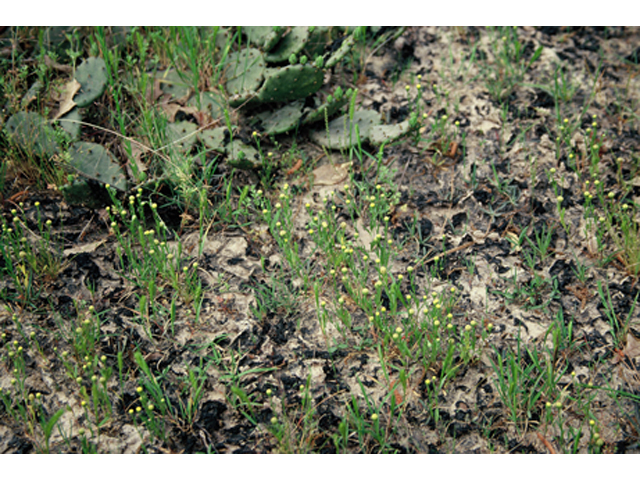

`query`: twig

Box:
[536,431,557,454]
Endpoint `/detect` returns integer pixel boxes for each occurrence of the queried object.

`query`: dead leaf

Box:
[584,223,598,257]
[145,78,164,104]
[177,105,199,117]
[625,333,640,360]
[126,142,148,175]
[54,79,81,120]
[312,162,351,186]
[158,103,214,128]
[160,102,181,122]
[177,105,214,128]
[355,218,377,256]
[63,239,106,257]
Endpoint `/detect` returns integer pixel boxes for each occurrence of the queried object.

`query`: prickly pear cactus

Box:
[4,111,59,157]
[58,107,82,140]
[302,87,351,125]
[74,57,108,107]
[310,109,381,149]
[197,126,230,153]
[310,109,415,149]
[256,64,323,103]
[255,101,307,135]
[156,69,191,101]
[265,27,309,63]
[67,142,128,191]
[166,121,197,154]
[244,26,283,52]
[226,139,261,169]
[187,92,225,119]
[207,26,365,161]
[224,48,266,106]
[218,27,359,107]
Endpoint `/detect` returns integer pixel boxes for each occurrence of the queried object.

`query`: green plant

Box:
[525,223,555,264]
[489,338,546,435]
[597,280,639,348]
[480,26,543,102]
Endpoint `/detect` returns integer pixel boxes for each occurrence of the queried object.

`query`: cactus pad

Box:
[310,109,381,149]
[4,112,59,157]
[255,101,307,135]
[305,26,336,59]
[265,27,309,63]
[368,120,412,146]
[74,57,108,107]
[197,127,230,154]
[187,92,225,119]
[68,142,128,191]
[58,107,82,140]
[156,69,191,101]
[244,26,283,52]
[325,32,356,69]
[166,121,198,154]
[224,48,265,105]
[256,64,323,103]
[225,139,261,169]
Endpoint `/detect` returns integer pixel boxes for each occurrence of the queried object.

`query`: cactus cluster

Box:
[158,26,410,167]
[3,55,125,205]
[149,26,361,172]
[4,27,410,209]
[217,27,410,149]
[222,26,354,115]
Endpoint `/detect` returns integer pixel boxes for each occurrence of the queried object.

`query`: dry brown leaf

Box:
[177,105,214,128]
[63,239,106,257]
[625,333,640,360]
[160,102,181,122]
[312,162,351,186]
[145,78,164,104]
[127,142,148,175]
[177,105,199,117]
[355,218,376,257]
[54,78,81,120]
[158,104,214,128]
